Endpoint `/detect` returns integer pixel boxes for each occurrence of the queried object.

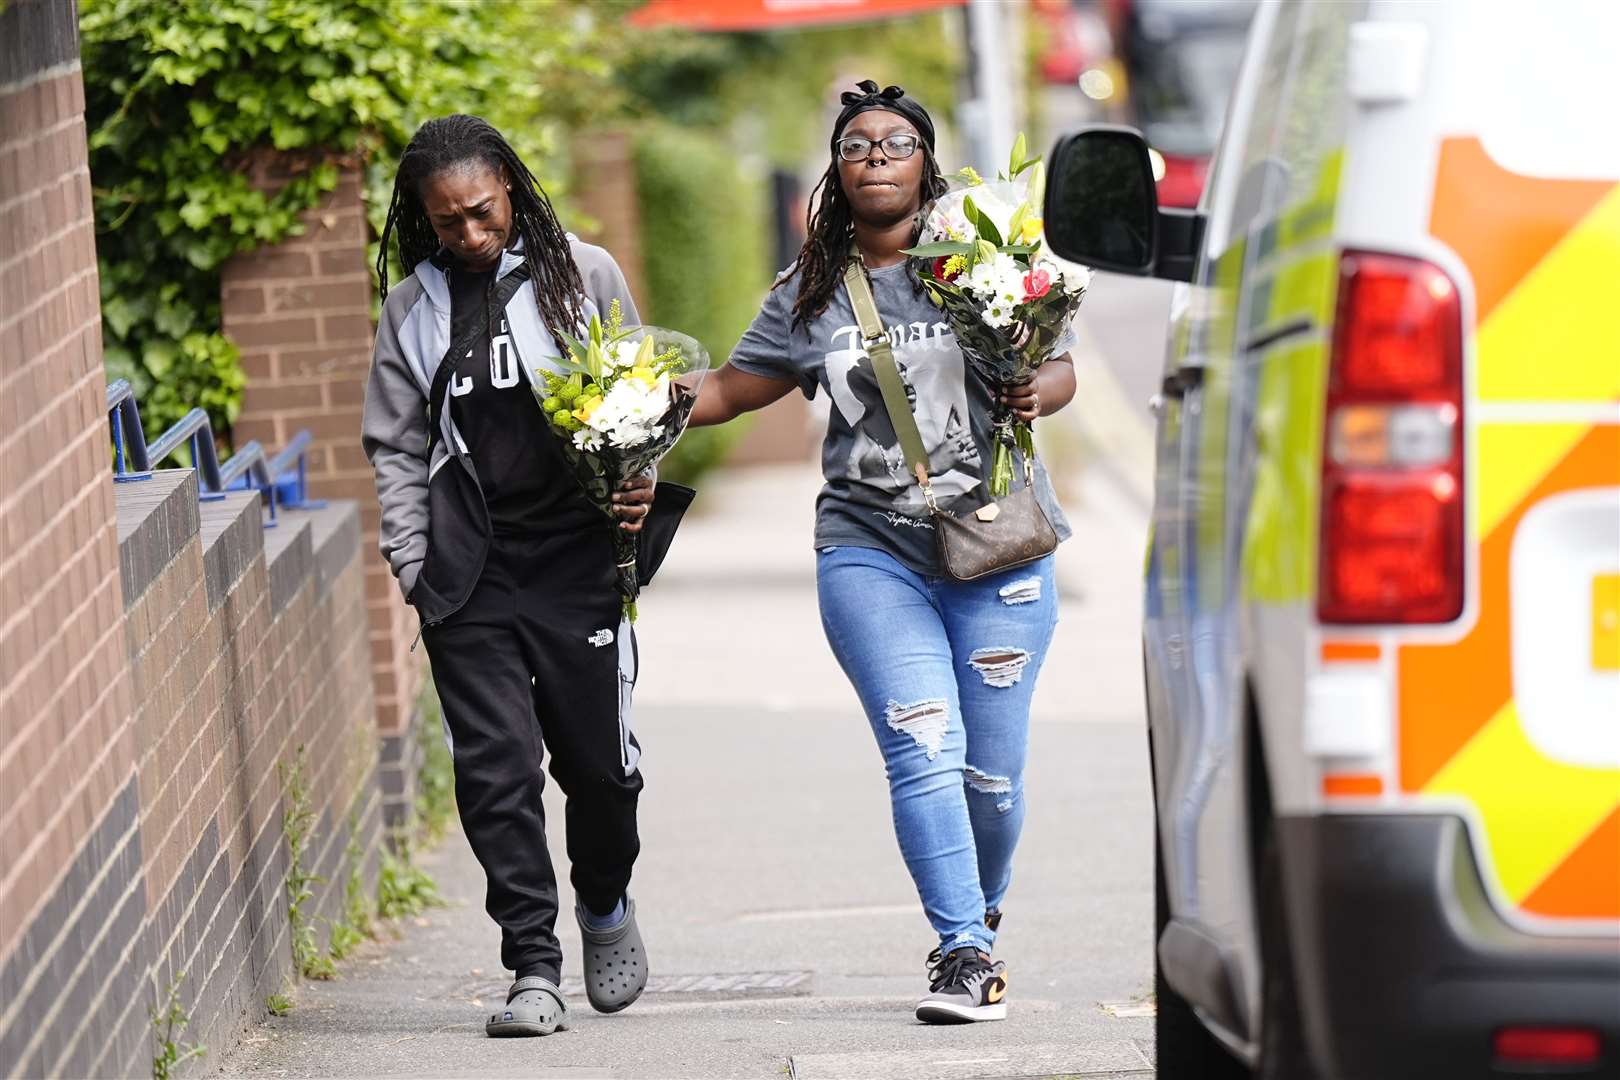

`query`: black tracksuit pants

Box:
[422,529,641,983]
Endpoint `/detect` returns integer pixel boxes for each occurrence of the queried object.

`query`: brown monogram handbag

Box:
[844,257,1058,582]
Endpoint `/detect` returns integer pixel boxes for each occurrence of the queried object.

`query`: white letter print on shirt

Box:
[490,324,520,388]
[450,318,519,396]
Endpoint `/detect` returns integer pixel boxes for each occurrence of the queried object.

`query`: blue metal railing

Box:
[107,378,151,477]
[106,379,324,526]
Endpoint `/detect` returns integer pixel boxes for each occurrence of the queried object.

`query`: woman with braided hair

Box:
[363,114,656,1036]
[690,81,1079,1024]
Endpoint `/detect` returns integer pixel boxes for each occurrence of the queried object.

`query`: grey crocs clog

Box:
[576,897,648,1014]
[486,975,569,1037]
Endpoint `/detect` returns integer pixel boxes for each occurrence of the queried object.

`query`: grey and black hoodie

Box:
[361,237,637,627]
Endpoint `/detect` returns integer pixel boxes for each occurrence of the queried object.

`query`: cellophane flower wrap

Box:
[534,300,710,621]
[903,134,1092,495]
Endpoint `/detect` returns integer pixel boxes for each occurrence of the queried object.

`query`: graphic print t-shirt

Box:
[728,261,1073,575]
[442,261,597,537]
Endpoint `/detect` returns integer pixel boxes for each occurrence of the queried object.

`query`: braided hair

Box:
[780,125,948,336]
[377,114,584,336]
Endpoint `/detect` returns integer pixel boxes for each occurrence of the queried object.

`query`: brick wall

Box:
[0,5,386,1075]
[0,472,381,1078]
[120,478,378,1079]
[221,165,425,827]
[572,129,649,309]
[0,0,137,995]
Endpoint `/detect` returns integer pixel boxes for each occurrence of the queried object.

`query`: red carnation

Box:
[1022,268,1052,300]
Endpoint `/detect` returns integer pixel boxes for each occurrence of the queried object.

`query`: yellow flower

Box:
[1018,217,1044,245]
[573,394,604,423]
[627,366,659,390]
[942,254,967,278]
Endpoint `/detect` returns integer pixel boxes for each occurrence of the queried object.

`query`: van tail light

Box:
[1493,1026,1602,1067]
[1319,252,1465,624]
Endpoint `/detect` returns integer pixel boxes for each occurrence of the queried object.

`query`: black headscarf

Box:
[831,79,936,155]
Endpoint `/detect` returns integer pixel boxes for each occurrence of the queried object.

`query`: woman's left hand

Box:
[612,473,656,533]
[999,377,1040,423]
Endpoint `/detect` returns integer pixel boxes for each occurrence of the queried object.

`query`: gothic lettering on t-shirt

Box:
[821,316,983,518]
[725,261,1074,576]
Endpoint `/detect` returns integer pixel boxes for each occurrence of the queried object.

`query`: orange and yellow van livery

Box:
[1047,0,1620,1075]
[1402,137,1620,927]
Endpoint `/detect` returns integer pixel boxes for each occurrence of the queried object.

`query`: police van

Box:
[1043,0,1619,1076]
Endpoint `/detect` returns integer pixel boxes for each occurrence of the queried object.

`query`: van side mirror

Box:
[1045,126,1205,283]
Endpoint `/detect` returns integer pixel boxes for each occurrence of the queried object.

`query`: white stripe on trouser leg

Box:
[617,616,640,775]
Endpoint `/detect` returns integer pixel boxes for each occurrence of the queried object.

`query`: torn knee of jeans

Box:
[968,647,1031,688]
[998,576,1042,605]
[884,698,950,759]
[964,764,1013,803]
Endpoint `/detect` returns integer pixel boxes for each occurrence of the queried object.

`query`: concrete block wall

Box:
[222,164,426,828]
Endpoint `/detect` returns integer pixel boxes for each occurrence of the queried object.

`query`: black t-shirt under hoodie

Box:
[438,251,598,537]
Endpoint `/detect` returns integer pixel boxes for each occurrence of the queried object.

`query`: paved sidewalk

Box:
[222,336,1160,1077]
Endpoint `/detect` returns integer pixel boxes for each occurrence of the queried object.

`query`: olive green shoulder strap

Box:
[843,256,931,491]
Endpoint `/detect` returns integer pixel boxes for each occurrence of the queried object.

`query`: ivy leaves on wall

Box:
[80,0,615,445]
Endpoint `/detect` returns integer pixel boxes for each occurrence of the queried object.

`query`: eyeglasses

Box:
[836,134,921,162]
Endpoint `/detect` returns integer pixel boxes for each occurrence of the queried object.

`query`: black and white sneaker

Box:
[916,947,1008,1024]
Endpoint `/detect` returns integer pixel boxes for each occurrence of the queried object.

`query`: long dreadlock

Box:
[376,114,584,337]
[780,144,948,335]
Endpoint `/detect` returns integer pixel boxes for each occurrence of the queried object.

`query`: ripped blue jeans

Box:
[817,545,1058,957]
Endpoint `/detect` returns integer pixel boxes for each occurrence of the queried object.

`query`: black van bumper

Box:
[1276,814,1620,1079]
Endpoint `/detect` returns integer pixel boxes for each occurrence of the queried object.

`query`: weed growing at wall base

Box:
[150,978,205,1080]
[377,838,443,921]
[370,677,452,923]
[327,805,375,962]
[415,678,457,844]
[280,746,336,980]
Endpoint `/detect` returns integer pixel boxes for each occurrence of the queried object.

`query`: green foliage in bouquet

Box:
[902,134,1090,496]
[903,133,1046,272]
[532,300,707,623]
[534,300,689,448]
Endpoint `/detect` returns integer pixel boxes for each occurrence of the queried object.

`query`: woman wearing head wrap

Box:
[689,80,1079,1023]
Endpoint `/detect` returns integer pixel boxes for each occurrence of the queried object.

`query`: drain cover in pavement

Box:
[558,970,813,998]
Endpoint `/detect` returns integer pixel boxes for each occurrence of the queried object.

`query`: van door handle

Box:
[1161,367,1205,397]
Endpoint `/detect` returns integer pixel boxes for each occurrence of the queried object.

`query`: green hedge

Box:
[632,124,768,483]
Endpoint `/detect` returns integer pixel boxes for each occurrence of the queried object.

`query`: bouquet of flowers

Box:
[535,300,710,621]
[903,134,1092,495]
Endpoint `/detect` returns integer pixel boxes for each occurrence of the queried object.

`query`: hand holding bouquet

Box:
[903,134,1092,495]
[535,300,710,620]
